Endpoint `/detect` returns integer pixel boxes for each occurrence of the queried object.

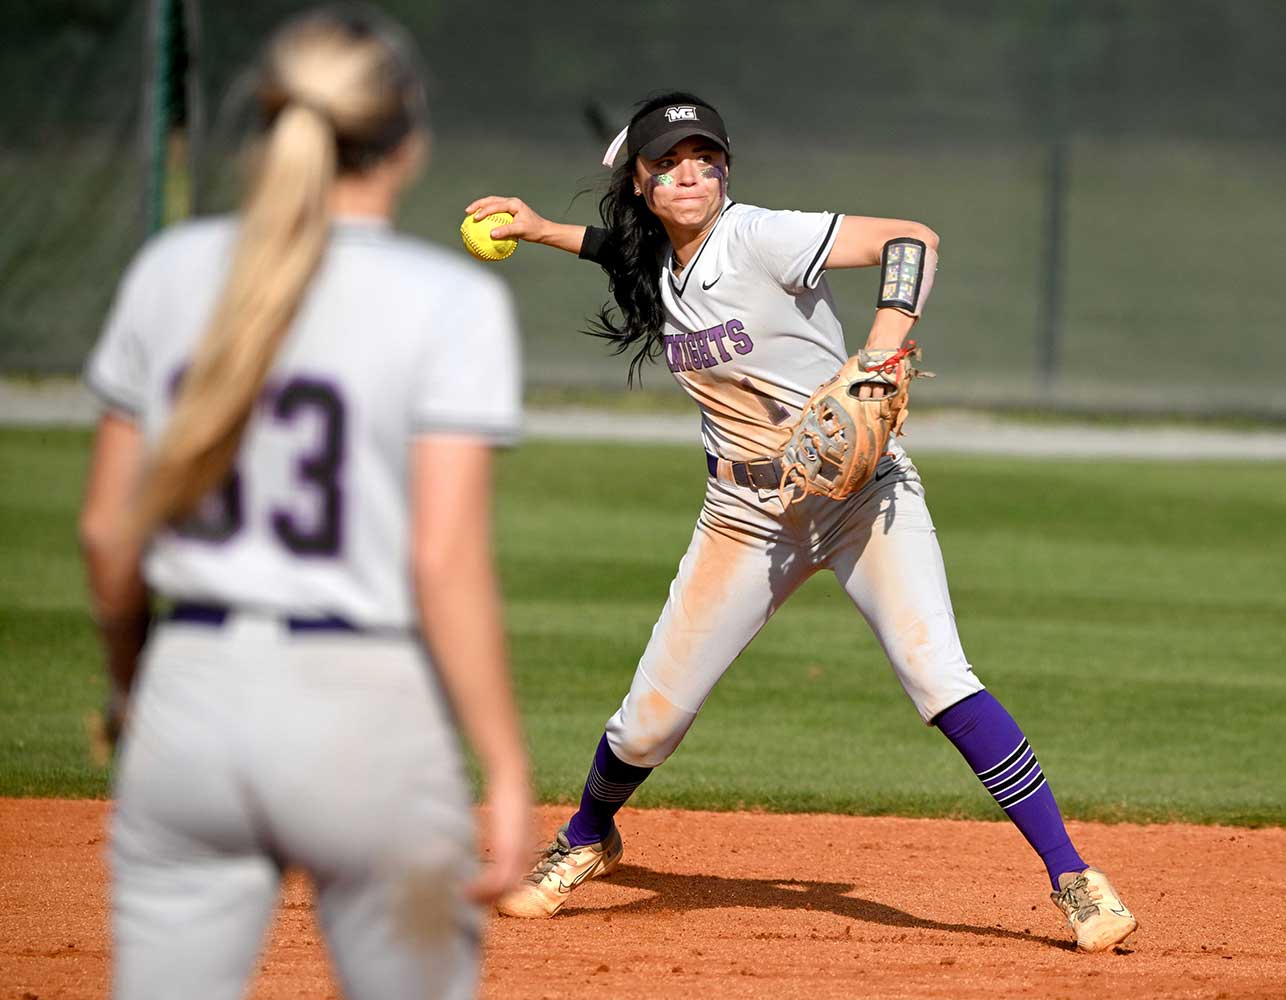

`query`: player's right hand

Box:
[468,770,534,904]
[464,196,549,244]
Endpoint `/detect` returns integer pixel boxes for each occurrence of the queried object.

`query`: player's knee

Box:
[606,677,700,767]
[605,720,684,768]
[607,731,672,768]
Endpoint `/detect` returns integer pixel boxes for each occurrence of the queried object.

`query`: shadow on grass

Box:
[561,864,1075,951]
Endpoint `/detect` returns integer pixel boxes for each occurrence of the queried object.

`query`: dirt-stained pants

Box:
[605,452,984,767]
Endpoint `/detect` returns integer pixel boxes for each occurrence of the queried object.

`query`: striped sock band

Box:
[565,733,653,847]
[935,690,1086,888]
[585,761,644,805]
[975,737,1049,811]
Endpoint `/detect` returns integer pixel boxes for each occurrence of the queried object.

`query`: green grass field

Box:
[2,427,1283,825]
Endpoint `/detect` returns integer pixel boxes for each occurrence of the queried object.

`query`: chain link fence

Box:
[3,0,1283,415]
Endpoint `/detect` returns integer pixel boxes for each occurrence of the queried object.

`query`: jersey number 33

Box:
[171,371,345,557]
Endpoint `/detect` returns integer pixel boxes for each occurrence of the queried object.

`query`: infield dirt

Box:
[3,800,1283,999]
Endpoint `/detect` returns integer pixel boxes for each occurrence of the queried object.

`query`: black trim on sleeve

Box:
[803,213,841,289]
[579,226,610,264]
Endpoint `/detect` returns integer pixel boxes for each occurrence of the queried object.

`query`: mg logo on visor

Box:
[665,106,698,122]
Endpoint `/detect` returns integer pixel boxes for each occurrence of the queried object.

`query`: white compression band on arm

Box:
[877,238,938,317]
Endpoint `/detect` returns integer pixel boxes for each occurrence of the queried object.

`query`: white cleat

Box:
[496,823,623,919]
[1051,867,1139,952]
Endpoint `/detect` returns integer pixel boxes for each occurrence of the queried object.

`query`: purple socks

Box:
[934,690,1086,889]
[565,734,654,847]
[565,694,1085,887]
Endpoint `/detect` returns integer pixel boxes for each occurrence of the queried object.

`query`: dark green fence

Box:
[3,1,1284,415]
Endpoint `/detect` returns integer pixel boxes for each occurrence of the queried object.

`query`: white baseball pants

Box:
[111,616,479,1000]
[605,452,985,767]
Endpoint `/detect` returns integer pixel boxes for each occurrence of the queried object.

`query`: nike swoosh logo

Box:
[874,463,897,483]
[1109,905,1132,918]
[556,857,603,894]
[701,274,723,290]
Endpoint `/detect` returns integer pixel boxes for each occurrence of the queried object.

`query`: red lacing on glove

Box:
[860,339,918,374]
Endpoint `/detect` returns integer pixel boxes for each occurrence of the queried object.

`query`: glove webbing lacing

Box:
[779,429,825,506]
[778,340,923,507]
[862,338,920,375]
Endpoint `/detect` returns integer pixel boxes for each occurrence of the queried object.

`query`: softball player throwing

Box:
[467,92,1136,952]
[79,9,532,998]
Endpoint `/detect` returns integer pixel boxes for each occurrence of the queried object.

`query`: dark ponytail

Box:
[585,91,725,385]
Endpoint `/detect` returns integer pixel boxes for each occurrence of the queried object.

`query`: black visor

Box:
[627,102,730,162]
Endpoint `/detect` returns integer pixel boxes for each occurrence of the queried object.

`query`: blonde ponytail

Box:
[130,8,425,542]
[132,105,334,540]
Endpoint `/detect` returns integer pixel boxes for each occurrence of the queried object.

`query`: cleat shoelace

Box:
[1054,875,1103,922]
[524,833,575,885]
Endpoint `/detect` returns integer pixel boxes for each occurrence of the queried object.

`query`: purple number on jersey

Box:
[165,368,346,556]
[270,378,345,557]
[175,471,245,543]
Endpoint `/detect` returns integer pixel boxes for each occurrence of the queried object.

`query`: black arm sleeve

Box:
[578,226,612,265]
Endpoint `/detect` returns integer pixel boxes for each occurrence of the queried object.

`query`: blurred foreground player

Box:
[79,7,531,997]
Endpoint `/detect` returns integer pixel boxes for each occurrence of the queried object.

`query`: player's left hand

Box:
[780,342,931,506]
[469,772,534,904]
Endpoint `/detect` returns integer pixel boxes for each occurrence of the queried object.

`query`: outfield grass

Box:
[2,427,1283,824]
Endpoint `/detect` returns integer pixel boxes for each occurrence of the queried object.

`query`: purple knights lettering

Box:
[665,334,689,372]
[706,324,732,363]
[664,319,753,373]
[725,318,752,355]
[691,330,716,368]
[680,335,696,371]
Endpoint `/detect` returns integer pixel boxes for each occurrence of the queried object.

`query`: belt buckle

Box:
[746,459,780,491]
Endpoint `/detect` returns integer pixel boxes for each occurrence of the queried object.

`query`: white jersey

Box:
[596,203,982,771]
[656,200,892,463]
[86,215,521,628]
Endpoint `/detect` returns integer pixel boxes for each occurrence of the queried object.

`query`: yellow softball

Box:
[460,211,518,261]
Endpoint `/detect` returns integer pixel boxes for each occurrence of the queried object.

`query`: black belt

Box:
[169,602,363,634]
[706,452,785,490]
